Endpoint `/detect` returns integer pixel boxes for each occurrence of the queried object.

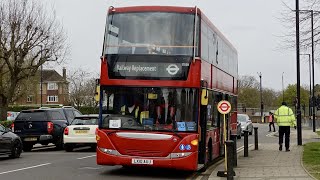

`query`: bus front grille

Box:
[124,149,164,157]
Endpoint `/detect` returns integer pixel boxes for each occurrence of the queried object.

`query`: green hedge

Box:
[0,120,14,128]
[78,106,99,114]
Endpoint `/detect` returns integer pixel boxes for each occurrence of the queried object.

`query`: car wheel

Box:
[55,135,64,150]
[249,126,253,135]
[9,140,22,158]
[22,143,33,152]
[90,144,97,151]
[41,142,49,146]
[64,144,74,152]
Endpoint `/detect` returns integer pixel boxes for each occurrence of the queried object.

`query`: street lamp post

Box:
[40,64,43,107]
[300,54,311,122]
[297,10,320,132]
[39,45,43,107]
[37,44,56,107]
[258,72,263,122]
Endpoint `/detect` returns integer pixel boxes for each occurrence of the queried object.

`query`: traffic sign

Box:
[217,100,231,114]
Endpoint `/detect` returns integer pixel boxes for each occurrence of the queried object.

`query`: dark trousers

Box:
[279,126,290,149]
[269,122,275,131]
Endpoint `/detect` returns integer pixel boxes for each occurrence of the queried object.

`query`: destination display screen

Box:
[107,55,191,80]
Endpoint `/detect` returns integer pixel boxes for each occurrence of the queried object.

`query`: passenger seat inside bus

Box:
[134,47,149,54]
[119,47,133,54]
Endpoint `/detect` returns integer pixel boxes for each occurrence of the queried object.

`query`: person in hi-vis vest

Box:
[274,102,296,152]
[120,96,141,121]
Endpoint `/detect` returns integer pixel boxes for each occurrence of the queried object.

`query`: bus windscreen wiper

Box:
[163,129,182,139]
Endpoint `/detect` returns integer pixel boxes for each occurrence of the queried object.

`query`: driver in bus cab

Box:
[120,95,142,121]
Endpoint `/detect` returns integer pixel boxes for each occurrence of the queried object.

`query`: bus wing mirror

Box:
[95,85,100,102]
[201,89,208,105]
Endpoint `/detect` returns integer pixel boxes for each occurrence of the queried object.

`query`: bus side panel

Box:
[201,61,211,88]
[209,128,220,160]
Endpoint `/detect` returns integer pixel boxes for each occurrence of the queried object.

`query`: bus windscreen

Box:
[100,87,198,132]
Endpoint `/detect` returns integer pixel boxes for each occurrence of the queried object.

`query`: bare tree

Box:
[0,0,67,119]
[238,75,259,89]
[238,75,280,110]
[279,0,320,61]
[68,69,98,109]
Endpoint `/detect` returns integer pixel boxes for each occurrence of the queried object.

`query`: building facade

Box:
[15,68,69,106]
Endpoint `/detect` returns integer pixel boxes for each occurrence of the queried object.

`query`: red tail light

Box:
[47,122,54,134]
[64,127,69,135]
[11,123,14,132]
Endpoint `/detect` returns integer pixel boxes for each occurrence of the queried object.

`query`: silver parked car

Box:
[236,121,242,139]
[237,114,253,135]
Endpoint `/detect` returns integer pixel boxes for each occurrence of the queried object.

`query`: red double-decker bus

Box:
[96,6,238,171]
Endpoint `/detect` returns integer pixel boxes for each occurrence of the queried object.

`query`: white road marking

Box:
[79,167,101,170]
[0,163,51,175]
[77,155,96,160]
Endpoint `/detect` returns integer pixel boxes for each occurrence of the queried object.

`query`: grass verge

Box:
[317,131,320,136]
[303,142,320,179]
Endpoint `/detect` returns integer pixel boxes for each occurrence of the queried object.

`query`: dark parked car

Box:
[13,107,82,151]
[0,124,22,158]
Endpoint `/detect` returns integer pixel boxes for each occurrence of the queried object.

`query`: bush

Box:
[78,106,99,114]
[0,120,14,128]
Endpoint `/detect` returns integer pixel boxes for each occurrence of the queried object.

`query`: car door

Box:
[0,125,11,153]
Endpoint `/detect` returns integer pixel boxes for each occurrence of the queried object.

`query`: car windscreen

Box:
[237,115,248,122]
[48,111,67,120]
[15,111,48,121]
[71,118,98,125]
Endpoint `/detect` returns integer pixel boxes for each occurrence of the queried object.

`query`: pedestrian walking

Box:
[268,112,276,132]
[274,102,296,152]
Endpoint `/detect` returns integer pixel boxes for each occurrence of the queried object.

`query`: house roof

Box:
[37,70,66,82]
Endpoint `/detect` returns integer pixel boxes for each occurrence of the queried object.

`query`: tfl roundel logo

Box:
[179,144,185,151]
[166,64,179,75]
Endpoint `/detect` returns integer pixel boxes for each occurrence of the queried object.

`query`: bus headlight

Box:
[99,148,119,156]
[170,152,192,159]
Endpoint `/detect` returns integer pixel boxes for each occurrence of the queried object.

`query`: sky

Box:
[43,0,320,91]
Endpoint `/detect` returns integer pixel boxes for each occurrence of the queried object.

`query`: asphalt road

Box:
[0,145,193,180]
[0,123,274,180]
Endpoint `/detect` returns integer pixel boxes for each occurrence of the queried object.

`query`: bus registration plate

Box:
[132,159,153,165]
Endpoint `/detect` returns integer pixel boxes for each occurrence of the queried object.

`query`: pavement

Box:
[207,127,320,180]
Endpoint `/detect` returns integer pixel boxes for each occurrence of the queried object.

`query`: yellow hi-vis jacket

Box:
[274,105,297,127]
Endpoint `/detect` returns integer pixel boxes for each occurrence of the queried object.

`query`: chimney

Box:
[62,67,66,80]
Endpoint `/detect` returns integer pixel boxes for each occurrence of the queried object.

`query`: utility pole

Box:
[295,0,302,146]
[258,72,263,123]
[311,10,316,132]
